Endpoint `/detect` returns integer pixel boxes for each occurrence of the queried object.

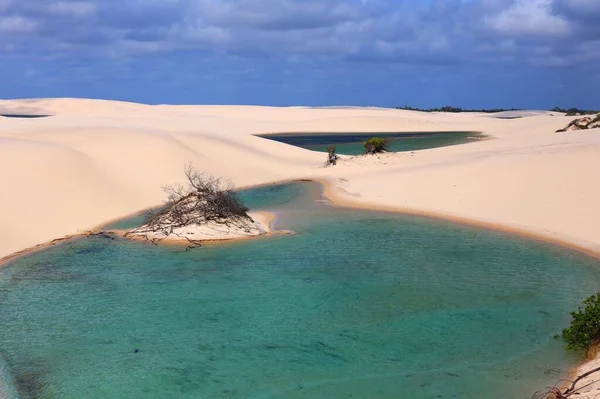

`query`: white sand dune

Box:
[0,98,599,257]
[124,211,274,244]
[1,98,599,260]
[1,97,600,394]
[483,110,558,118]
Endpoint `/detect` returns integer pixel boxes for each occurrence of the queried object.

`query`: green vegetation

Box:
[325,146,338,166]
[562,293,600,355]
[364,137,388,154]
[396,105,521,113]
[395,105,600,115]
[551,107,599,116]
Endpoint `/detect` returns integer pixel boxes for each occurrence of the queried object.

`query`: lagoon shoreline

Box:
[0,210,283,269]
[0,178,599,397]
[1,98,600,397]
[3,177,600,265]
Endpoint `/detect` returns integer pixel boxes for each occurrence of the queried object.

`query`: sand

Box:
[123,211,275,244]
[565,355,600,399]
[1,98,600,395]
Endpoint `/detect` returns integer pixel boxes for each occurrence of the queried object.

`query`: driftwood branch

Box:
[533,366,600,399]
[85,231,116,240]
[170,232,204,251]
[564,366,600,396]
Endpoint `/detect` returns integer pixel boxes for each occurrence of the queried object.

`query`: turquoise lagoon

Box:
[1,182,599,398]
[257,132,483,156]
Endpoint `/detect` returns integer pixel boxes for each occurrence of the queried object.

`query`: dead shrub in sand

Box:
[142,164,251,234]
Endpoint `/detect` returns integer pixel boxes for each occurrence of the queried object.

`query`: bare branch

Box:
[133,164,251,243]
[565,366,600,396]
[533,366,600,399]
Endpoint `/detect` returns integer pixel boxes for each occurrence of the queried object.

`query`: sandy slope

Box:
[1,98,600,394]
[124,211,274,243]
[2,98,599,262]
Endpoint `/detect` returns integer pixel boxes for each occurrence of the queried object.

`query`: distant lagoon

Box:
[0,181,597,398]
[0,114,50,119]
[258,131,484,155]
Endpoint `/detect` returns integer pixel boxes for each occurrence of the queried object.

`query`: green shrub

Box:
[563,293,600,353]
[325,146,338,166]
[363,137,389,154]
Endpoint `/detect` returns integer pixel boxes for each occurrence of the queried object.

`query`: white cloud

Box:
[573,39,600,61]
[169,23,230,45]
[0,0,597,70]
[48,1,97,17]
[528,55,569,66]
[0,0,12,11]
[558,0,600,16]
[487,0,571,37]
[0,15,37,33]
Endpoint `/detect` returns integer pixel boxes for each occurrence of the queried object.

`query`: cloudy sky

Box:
[1,0,599,108]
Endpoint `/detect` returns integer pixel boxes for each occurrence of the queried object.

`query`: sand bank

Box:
[2,99,599,264]
[2,99,600,258]
[120,211,283,245]
[567,356,600,398]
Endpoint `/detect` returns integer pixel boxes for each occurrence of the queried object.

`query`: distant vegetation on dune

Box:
[395,105,600,115]
[395,106,522,113]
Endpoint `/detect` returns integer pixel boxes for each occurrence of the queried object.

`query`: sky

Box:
[1,0,599,108]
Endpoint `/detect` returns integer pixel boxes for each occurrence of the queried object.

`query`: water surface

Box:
[0,182,598,399]
[0,115,50,119]
[258,132,483,155]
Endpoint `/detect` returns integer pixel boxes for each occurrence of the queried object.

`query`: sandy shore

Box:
[120,211,282,245]
[2,99,600,262]
[1,98,600,395]
[566,356,600,398]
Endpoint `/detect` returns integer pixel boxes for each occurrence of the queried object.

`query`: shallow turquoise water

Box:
[1,182,599,398]
[258,132,483,155]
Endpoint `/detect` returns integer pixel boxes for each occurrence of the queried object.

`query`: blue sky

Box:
[1,0,599,108]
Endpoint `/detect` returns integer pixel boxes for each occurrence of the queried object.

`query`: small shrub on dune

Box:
[325,146,339,166]
[563,293,600,357]
[363,137,389,155]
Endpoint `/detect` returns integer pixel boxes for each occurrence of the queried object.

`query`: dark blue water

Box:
[0,115,50,119]
[258,132,483,155]
[0,182,598,399]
